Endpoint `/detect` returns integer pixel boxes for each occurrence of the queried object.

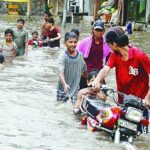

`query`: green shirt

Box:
[13,28,28,56]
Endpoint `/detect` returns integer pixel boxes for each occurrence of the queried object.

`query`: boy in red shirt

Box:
[92,27,150,133]
[28,30,43,48]
[46,18,61,51]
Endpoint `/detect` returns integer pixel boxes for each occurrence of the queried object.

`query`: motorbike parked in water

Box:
[80,85,149,144]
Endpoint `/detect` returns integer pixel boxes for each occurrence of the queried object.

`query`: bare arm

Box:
[41,24,44,37]
[13,48,17,59]
[25,42,28,56]
[59,72,66,86]
[49,33,61,42]
[12,43,17,59]
[92,65,111,88]
[24,31,28,56]
[59,72,70,93]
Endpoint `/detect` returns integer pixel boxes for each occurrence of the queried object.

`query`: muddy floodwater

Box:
[0,15,149,150]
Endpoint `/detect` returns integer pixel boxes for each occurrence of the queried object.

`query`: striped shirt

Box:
[0,41,17,63]
[57,50,87,99]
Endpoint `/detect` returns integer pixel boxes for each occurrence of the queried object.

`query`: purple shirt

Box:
[77,35,110,72]
[85,37,103,72]
[77,35,110,60]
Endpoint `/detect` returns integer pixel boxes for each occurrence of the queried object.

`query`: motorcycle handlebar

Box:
[99,85,146,109]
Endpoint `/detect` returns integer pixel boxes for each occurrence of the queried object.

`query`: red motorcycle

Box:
[80,85,149,144]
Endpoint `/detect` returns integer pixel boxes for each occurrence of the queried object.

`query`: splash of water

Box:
[121,142,137,150]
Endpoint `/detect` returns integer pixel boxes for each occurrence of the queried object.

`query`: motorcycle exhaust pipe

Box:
[96,126,114,134]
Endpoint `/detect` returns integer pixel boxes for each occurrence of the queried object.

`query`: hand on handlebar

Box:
[91,78,101,90]
[143,98,150,109]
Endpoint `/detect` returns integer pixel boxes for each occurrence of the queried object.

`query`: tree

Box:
[93,0,101,21]
[44,0,49,13]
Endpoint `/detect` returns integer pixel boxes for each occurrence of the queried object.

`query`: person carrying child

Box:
[46,18,61,51]
[41,11,52,46]
[57,32,87,104]
[73,70,106,114]
[28,30,43,48]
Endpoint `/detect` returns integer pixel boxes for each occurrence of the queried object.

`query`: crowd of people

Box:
[0,11,61,66]
[55,20,150,133]
[0,11,150,133]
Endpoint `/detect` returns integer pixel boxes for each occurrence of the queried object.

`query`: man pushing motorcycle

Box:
[92,26,150,133]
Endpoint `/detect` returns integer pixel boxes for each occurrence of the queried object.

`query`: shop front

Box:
[124,0,147,24]
[0,0,31,16]
[7,3,19,15]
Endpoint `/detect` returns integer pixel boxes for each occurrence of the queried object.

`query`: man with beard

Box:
[92,26,150,133]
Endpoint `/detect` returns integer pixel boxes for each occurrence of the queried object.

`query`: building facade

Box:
[118,0,149,25]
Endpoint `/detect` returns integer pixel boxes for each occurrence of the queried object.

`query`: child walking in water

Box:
[73,70,106,115]
[46,18,61,50]
[41,11,52,46]
[13,18,28,56]
[0,29,17,63]
[57,32,87,103]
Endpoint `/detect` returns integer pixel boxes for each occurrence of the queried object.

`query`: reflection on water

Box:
[0,15,149,150]
[129,32,150,55]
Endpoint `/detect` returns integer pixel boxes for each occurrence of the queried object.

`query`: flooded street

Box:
[0,15,149,150]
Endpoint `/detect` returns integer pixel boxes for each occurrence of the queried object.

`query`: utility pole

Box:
[62,0,68,27]
[27,0,31,17]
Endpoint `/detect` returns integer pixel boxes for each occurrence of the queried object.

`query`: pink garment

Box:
[76,35,111,60]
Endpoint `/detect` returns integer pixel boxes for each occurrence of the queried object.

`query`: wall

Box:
[58,0,64,14]
[84,0,93,16]
[146,0,150,23]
